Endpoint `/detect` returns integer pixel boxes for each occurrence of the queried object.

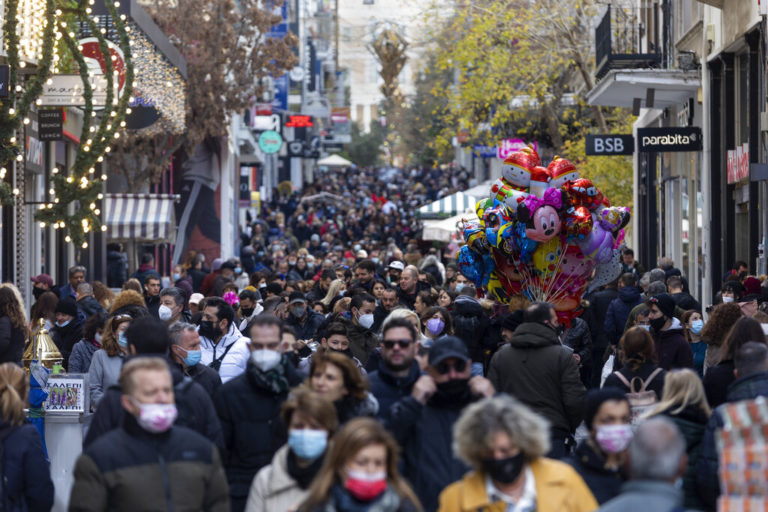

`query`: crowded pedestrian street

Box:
[1,1,768,511]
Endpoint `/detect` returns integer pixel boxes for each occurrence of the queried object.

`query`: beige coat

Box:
[244,444,309,512]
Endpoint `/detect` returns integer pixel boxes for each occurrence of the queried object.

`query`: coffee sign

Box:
[637,127,702,152]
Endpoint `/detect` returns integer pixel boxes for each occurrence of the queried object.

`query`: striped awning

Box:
[417,191,478,219]
[104,194,179,242]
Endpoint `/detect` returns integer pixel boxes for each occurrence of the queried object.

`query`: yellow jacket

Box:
[437,458,598,512]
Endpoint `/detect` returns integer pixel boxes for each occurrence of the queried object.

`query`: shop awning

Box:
[587,69,700,108]
[417,191,478,219]
[463,181,492,200]
[104,193,179,242]
[422,212,479,242]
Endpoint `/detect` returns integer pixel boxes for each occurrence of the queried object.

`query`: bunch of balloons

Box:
[457,145,630,325]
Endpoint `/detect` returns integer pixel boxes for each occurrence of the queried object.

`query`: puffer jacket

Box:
[565,440,625,504]
[604,286,642,346]
[245,445,312,512]
[451,295,491,362]
[0,421,54,512]
[70,415,229,512]
[488,322,585,433]
[199,323,251,384]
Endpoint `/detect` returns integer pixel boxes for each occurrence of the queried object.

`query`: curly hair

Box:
[700,303,743,347]
[309,351,368,401]
[0,286,28,339]
[453,394,550,468]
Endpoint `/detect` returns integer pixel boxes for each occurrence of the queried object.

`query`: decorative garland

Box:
[34,0,134,247]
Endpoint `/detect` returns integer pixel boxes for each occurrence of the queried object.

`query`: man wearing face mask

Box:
[50,297,84,370]
[237,289,263,333]
[214,315,303,512]
[199,297,251,383]
[158,286,190,325]
[389,336,495,512]
[488,302,586,459]
[344,292,379,365]
[70,357,230,511]
[169,322,222,399]
[646,294,694,371]
[284,291,325,341]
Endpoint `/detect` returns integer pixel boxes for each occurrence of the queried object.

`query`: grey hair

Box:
[160,287,185,307]
[168,322,197,346]
[69,265,86,277]
[649,268,667,283]
[453,394,550,468]
[76,282,93,296]
[647,281,667,296]
[638,272,651,289]
[629,417,686,481]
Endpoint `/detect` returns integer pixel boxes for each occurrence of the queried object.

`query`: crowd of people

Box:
[0,165,767,511]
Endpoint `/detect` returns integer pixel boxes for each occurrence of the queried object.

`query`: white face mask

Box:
[250,349,282,372]
[358,313,375,329]
[158,304,173,321]
[722,296,734,304]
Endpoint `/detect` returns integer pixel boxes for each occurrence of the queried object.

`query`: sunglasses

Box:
[382,339,413,349]
[435,359,467,375]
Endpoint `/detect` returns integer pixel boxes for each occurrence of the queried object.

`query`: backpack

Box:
[612,367,663,425]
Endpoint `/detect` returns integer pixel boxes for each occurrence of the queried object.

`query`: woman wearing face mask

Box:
[698,303,743,374]
[420,306,453,341]
[603,327,666,401]
[643,369,711,510]
[565,389,631,504]
[69,311,108,373]
[299,417,422,512]
[681,310,706,377]
[439,395,598,512]
[703,316,766,408]
[88,314,131,409]
[245,389,338,512]
[307,352,378,425]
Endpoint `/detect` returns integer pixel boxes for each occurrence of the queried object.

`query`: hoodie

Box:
[653,317,694,371]
[604,286,643,346]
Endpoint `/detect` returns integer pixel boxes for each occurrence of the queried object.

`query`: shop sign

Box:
[288,140,305,157]
[258,130,283,154]
[286,115,313,128]
[727,143,750,184]
[585,134,634,155]
[45,375,86,413]
[637,127,702,152]
[473,145,497,158]
[40,75,108,106]
[38,109,63,141]
[497,139,538,159]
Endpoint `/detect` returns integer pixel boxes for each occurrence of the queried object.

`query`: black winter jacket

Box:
[172,360,223,400]
[603,361,666,400]
[703,359,735,408]
[214,359,303,501]
[659,405,708,510]
[77,296,107,319]
[285,309,325,341]
[0,421,54,512]
[565,440,625,505]
[583,287,618,351]
[83,362,224,453]
[671,291,702,313]
[51,317,85,370]
[106,249,128,288]
[368,361,421,424]
[0,316,24,365]
[488,323,586,433]
[604,286,643,346]
[562,317,593,384]
[451,295,491,362]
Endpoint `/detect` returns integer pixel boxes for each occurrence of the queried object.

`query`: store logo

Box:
[637,127,702,153]
[641,133,694,147]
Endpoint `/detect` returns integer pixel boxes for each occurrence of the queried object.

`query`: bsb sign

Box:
[637,127,702,152]
[585,134,634,155]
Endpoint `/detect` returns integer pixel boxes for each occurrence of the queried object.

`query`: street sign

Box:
[258,130,283,154]
[585,134,634,155]
[38,109,63,141]
[288,141,304,157]
[637,127,702,152]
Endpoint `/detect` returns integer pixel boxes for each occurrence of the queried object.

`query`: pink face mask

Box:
[131,398,178,433]
[595,424,633,454]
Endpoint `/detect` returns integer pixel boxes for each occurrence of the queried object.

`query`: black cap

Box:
[220,261,236,271]
[501,311,524,332]
[288,291,307,304]
[584,388,630,430]
[54,297,78,317]
[428,336,469,366]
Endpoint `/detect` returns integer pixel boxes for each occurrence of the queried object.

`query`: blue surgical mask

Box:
[371,257,379,264]
[638,324,651,331]
[288,429,328,460]
[234,267,242,275]
[118,332,128,347]
[182,348,202,367]
[56,320,70,328]
[172,273,181,281]
[690,319,704,335]
[455,283,466,293]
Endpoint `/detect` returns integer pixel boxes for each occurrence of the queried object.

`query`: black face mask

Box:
[431,378,471,407]
[330,347,353,358]
[32,287,45,300]
[241,307,255,317]
[482,453,525,484]
[199,320,221,340]
[650,316,667,333]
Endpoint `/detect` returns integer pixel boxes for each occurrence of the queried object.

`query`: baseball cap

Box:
[428,336,469,366]
[289,291,307,304]
[357,250,368,259]
[389,261,405,271]
[189,293,204,305]
[31,273,53,287]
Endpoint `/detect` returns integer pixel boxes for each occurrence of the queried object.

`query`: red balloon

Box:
[564,206,593,240]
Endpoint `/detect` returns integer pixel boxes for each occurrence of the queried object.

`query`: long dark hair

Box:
[719,316,767,363]
[619,327,656,371]
[0,287,29,339]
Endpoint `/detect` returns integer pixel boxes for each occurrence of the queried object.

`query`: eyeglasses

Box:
[382,339,413,349]
[435,359,467,375]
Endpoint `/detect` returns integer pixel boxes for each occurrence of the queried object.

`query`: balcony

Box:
[595,5,662,81]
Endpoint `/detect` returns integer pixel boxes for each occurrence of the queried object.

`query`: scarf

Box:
[245,359,290,395]
[328,484,402,512]
[286,449,325,489]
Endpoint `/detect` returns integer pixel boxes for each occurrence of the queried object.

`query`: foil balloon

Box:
[548,156,580,189]
[528,166,552,198]
[513,221,538,264]
[532,237,563,279]
[458,246,495,289]
[586,247,624,294]
[486,271,510,303]
[598,206,631,233]
[463,220,489,254]
[577,216,614,263]
[517,188,563,243]
[563,178,604,210]
[564,206,593,241]
[559,245,595,285]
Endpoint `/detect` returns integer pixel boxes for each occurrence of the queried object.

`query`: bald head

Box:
[629,417,686,482]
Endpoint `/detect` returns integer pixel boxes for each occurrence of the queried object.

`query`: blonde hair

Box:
[320,279,345,308]
[645,369,711,419]
[0,363,28,426]
[121,278,143,295]
[382,308,423,336]
[0,282,28,328]
[453,395,550,468]
[300,418,422,511]
[119,357,171,396]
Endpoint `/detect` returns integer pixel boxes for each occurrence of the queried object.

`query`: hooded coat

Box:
[604,286,643,346]
[488,322,586,433]
[653,317,694,371]
[451,295,491,363]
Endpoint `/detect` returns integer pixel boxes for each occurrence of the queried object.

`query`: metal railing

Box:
[595,4,662,80]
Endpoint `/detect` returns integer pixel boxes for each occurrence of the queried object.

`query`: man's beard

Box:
[385,358,413,372]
